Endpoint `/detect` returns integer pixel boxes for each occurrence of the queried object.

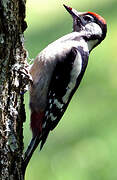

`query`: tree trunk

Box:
[0,0,28,179]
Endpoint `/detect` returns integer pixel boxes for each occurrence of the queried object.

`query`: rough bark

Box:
[0,0,29,179]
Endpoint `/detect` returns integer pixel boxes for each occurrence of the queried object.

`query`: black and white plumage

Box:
[23,4,107,169]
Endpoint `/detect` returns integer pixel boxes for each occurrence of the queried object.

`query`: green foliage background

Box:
[24,0,117,179]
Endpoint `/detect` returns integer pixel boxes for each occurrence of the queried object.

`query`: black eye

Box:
[83,15,93,22]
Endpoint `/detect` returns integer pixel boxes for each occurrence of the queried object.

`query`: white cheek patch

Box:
[85,22,102,51]
[85,22,102,37]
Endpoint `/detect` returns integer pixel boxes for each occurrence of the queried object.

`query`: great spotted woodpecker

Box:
[24,5,107,168]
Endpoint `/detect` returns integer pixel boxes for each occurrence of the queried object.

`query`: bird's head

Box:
[64,4,107,51]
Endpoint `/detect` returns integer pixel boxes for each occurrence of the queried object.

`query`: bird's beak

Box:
[63,4,84,31]
[63,4,81,19]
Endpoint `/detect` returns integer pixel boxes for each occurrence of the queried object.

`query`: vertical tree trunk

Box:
[0,0,28,179]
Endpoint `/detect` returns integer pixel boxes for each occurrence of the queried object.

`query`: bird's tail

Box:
[40,130,49,150]
[22,129,50,175]
[23,135,41,173]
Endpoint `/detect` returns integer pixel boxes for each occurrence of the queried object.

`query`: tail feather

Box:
[40,130,50,150]
[23,128,50,174]
[23,135,41,173]
[23,130,50,172]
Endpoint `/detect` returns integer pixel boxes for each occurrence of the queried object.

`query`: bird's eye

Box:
[83,15,93,22]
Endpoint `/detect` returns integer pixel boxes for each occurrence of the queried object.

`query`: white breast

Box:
[62,51,82,103]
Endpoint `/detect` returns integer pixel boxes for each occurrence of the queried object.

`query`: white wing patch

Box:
[44,97,64,123]
[62,51,82,103]
[49,113,57,121]
[53,99,64,109]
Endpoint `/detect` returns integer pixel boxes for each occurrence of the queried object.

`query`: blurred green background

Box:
[24,0,117,179]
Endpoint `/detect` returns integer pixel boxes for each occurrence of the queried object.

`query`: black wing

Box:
[40,46,89,148]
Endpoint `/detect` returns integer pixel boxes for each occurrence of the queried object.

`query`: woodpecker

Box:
[24,5,107,168]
